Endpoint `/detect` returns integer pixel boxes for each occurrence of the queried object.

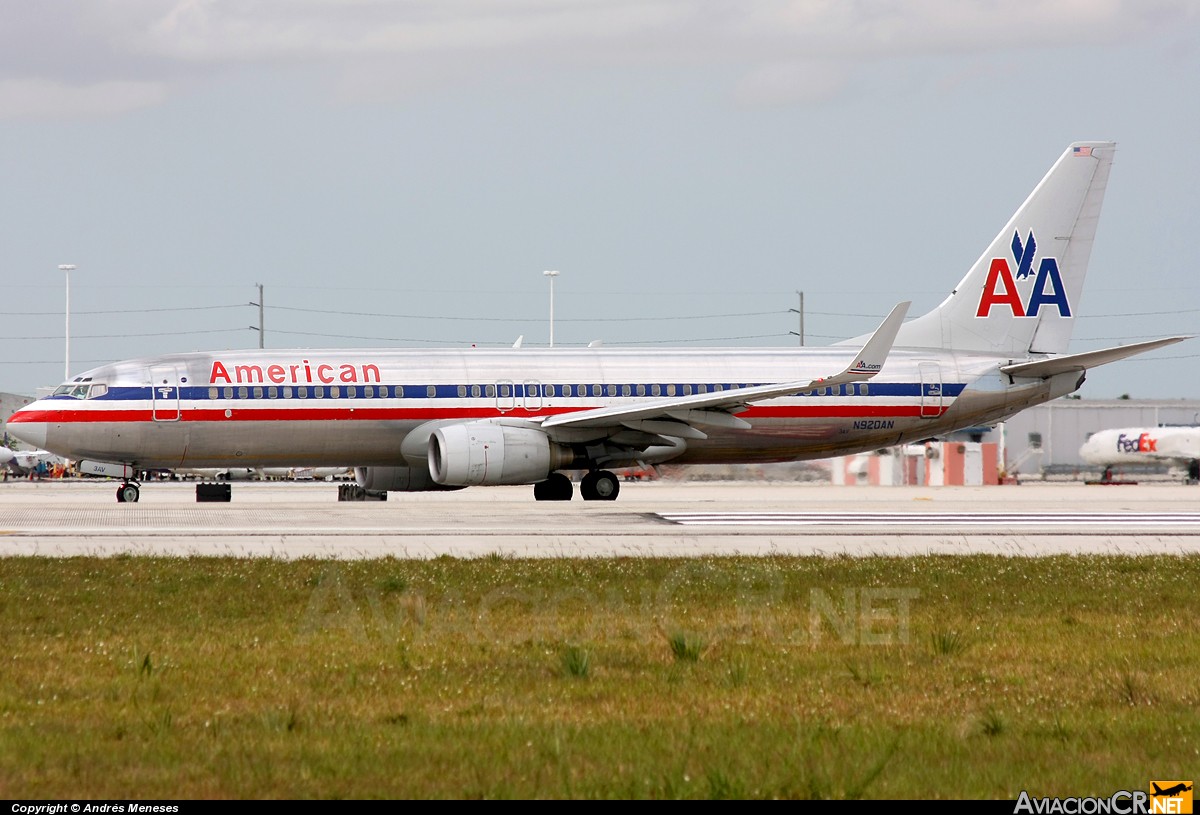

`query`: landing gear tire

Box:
[116,483,140,503]
[580,470,620,501]
[534,472,574,501]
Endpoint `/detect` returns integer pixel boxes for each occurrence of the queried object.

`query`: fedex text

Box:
[1117,433,1157,454]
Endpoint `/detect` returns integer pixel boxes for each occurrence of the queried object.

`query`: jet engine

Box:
[429,422,573,486]
[353,465,462,492]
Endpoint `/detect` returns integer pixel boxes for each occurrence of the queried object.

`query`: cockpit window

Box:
[53,376,96,398]
[88,384,108,399]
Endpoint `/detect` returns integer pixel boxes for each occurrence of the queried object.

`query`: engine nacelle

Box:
[429,422,573,486]
[354,465,462,492]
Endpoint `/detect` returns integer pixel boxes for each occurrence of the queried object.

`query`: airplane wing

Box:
[999,336,1190,379]
[539,301,910,439]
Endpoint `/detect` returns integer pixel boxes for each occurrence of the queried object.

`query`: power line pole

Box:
[789,290,804,345]
[250,283,264,348]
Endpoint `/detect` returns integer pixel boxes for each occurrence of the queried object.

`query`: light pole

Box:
[543,270,559,347]
[58,264,76,381]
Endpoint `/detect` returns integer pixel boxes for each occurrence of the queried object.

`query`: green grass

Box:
[0,554,1197,798]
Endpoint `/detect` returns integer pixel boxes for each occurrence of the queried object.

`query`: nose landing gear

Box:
[116,482,140,503]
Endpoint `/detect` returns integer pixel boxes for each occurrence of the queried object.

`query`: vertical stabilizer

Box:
[892,141,1115,356]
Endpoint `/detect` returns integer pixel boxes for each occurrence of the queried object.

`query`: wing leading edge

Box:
[539,301,911,437]
[998,335,1190,379]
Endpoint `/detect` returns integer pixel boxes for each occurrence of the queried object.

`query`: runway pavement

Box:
[1,478,1199,559]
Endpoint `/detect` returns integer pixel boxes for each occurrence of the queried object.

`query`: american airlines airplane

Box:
[1080,426,1200,482]
[5,141,1190,503]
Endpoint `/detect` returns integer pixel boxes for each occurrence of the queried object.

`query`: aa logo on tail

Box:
[1150,781,1193,814]
[976,230,1072,318]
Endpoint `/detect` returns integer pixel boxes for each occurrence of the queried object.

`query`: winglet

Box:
[812,301,910,388]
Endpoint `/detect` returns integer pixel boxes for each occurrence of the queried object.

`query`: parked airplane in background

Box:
[1,445,65,476]
[6,142,1190,502]
[1079,426,1200,482]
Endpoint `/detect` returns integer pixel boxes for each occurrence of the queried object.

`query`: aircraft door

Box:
[918,362,943,419]
[150,365,181,422]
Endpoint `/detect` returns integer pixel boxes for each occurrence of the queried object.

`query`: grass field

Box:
[0,554,1196,799]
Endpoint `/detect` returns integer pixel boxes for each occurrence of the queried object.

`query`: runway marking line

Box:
[657,512,1200,528]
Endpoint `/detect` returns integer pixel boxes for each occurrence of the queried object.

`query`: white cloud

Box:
[0,78,167,121]
[733,61,851,107]
[2,0,1196,115]
[137,0,1192,62]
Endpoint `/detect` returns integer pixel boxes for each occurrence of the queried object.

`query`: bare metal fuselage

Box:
[17,346,1075,471]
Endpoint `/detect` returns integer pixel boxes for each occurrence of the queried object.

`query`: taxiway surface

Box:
[2,478,1199,559]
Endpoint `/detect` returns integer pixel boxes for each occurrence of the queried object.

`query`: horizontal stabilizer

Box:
[999,336,1190,379]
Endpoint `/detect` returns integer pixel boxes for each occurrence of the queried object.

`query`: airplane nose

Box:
[6,408,48,449]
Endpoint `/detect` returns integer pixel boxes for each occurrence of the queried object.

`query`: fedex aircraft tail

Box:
[893,141,1116,356]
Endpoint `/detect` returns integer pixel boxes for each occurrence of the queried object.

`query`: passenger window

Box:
[499,384,510,397]
[683,384,692,395]
[297,386,307,398]
[470,384,480,398]
[651,384,661,396]
[427,385,437,398]
[636,384,646,396]
[606,385,617,397]
[591,385,601,397]
[485,384,495,398]
[667,384,676,396]
[253,387,263,399]
[208,387,218,400]
[238,387,248,399]
[698,384,707,394]
[314,387,324,399]
[330,386,340,398]
[284,386,293,398]
[268,387,278,399]
[861,384,869,396]
[457,385,467,398]
[224,387,233,399]
[622,384,631,396]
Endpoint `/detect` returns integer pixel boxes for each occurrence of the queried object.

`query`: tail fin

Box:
[893,141,1116,356]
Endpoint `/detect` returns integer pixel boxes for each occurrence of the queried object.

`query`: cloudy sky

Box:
[2,1,1198,402]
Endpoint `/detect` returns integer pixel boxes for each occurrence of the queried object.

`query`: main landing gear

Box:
[581,470,620,501]
[533,472,574,501]
[532,470,621,502]
[116,482,140,503]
